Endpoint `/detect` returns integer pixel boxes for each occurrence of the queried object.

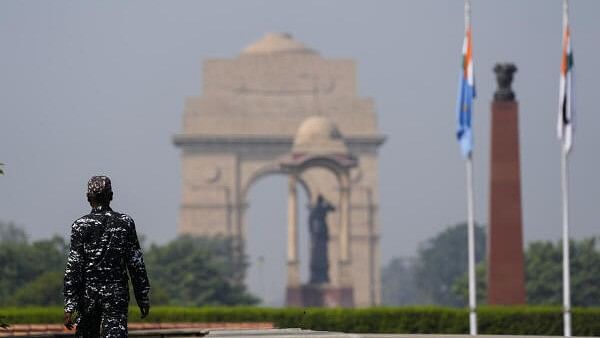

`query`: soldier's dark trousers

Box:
[76,294,128,338]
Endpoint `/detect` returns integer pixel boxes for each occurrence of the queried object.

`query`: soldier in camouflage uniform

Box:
[64,176,150,337]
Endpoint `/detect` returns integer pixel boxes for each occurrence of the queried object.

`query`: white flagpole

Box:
[466,154,477,336]
[463,0,477,335]
[561,147,571,337]
[561,1,572,336]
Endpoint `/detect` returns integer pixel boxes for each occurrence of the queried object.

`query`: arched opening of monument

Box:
[245,174,310,307]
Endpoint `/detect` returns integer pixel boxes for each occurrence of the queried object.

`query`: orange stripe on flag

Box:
[561,27,569,75]
[464,28,472,77]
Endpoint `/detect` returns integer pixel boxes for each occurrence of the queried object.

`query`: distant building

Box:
[173,33,385,307]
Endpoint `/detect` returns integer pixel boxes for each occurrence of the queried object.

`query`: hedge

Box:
[2,306,600,336]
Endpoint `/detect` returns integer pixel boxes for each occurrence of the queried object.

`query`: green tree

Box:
[452,238,600,306]
[144,236,258,306]
[526,238,600,306]
[381,257,421,305]
[525,241,562,305]
[0,231,66,305]
[0,223,259,307]
[414,223,486,306]
[0,222,27,244]
[7,271,64,306]
[451,261,487,305]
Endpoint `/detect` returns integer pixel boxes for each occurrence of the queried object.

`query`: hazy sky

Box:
[1,1,599,305]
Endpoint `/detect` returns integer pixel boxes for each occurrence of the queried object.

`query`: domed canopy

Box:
[241,33,317,55]
[292,116,348,154]
[280,116,357,172]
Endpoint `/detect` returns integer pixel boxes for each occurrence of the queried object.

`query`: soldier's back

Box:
[73,206,134,285]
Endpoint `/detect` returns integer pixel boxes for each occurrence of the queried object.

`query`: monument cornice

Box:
[173,134,386,148]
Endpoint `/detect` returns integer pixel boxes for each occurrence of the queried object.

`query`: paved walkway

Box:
[2,329,595,338]
[0,323,273,337]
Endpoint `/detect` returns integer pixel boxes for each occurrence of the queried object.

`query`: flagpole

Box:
[466,154,477,336]
[462,0,477,335]
[465,0,471,28]
[560,0,572,336]
[561,146,571,337]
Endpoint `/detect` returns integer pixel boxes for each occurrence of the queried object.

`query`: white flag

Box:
[558,17,574,153]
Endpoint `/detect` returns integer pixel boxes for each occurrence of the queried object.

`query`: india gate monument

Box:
[173,33,385,307]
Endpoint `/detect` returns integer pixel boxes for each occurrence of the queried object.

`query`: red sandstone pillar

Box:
[487,63,527,305]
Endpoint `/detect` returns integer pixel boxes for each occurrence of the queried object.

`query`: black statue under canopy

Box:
[308,194,335,284]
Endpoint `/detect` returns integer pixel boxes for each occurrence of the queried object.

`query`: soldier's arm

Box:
[125,217,150,308]
[63,221,84,314]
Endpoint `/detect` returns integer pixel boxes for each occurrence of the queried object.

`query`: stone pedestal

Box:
[487,98,527,305]
[286,284,354,308]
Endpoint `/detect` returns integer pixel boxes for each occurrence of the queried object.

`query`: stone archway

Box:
[173,33,385,307]
[241,163,312,204]
[240,163,312,285]
[240,166,311,305]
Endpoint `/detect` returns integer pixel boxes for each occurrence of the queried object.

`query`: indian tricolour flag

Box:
[558,18,574,153]
[456,27,476,158]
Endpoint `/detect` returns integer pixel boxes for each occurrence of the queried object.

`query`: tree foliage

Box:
[452,238,600,306]
[8,271,64,306]
[381,257,420,305]
[450,262,487,305]
[0,222,27,244]
[145,236,258,306]
[526,238,600,306]
[413,223,486,306]
[0,223,66,306]
[0,222,257,307]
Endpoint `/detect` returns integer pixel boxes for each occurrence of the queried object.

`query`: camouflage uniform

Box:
[64,177,150,338]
